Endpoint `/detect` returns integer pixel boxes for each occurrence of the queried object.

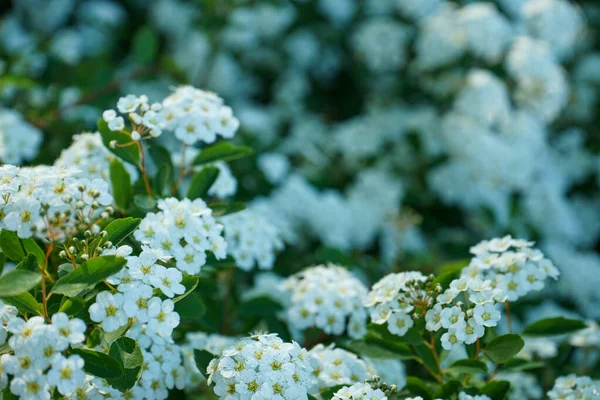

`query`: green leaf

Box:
[522,317,588,337]
[0,253,5,275]
[0,230,25,262]
[433,380,462,399]
[110,159,133,210]
[480,380,510,400]
[194,349,216,375]
[483,334,524,364]
[448,359,488,374]
[154,163,172,196]
[347,340,401,359]
[2,387,18,400]
[134,195,157,212]
[103,218,141,247]
[238,296,283,317]
[104,323,131,344]
[320,385,346,400]
[98,119,140,165]
[187,167,220,200]
[173,275,200,303]
[21,238,45,266]
[51,255,128,297]
[433,260,468,290]
[404,377,433,400]
[175,292,207,319]
[107,337,144,391]
[132,26,158,64]
[71,348,124,379]
[3,292,43,315]
[209,201,246,217]
[192,142,253,166]
[0,269,41,297]
[15,253,38,271]
[148,144,174,173]
[500,358,544,372]
[59,298,86,317]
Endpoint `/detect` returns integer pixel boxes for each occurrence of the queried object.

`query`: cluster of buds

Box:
[365,376,398,397]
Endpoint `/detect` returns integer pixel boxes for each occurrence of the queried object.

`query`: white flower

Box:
[117,94,141,114]
[149,266,186,298]
[387,312,414,336]
[108,116,125,131]
[51,313,86,350]
[89,291,127,332]
[47,355,86,396]
[473,304,501,327]
[122,283,154,323]
[10,372,50,400]
[147,298,180,338]
[281,265,368,339]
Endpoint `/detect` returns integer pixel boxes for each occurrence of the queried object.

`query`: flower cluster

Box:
[547,374,600,400]
[465,235,560,301]
[1,310,87,398]
[183,332,239,387]
[55,132,137,182]
[280,265,369,339]
[365,272,430,337]
[221,210,284,271]
[162,86,239,145]
[0,165,113,240]
[134,197,227,274]
[332,381,389,400]
[0,108,43,164]
[103,94,165,139]
[308,344,371,393]
[206,333,313,400]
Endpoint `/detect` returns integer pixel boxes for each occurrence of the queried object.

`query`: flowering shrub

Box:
[1,0,600,399]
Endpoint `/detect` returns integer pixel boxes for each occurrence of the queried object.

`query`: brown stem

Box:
[41,243,54,322]
[137,141,153,199]
[171,144,188,196]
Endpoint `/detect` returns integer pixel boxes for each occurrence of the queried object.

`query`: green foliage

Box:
[71,348,124,379]
[2,292,43,316]
[0,230,25,262]
[21,238,45,265]
[187,166,220,200]
[0,269,42,297]
[192,142,253,166]
[194,349,216,375]
[448,359,488,374]
[209,201,246,217]
[103,218,142,246]
[110,159,133,210]
[404,377,433,400]
[133,194,157,212]
[238,296,283,317]
[480,380,511,400]
[132,26,159,64]
[51,255,128,297]
[15,253,38,271]
[107,337,144,391]
[482,334,524,364]
[523,317,588,337]
[98,119,140,165]
[59,298,87,317]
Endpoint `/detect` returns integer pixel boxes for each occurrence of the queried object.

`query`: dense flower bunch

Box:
[103,93,165,139]
[0,310,86,398]
[280,265,368,338]
[133,197,227,274]
[162,86,239,145]
[221,210,284,271]
[206,333,313,400]
[55,132,137,182]
[307,344,371,393]
[332,378,398,400]
[547,374,600,399]
[465,235,560,301]
[365,272,431,337]
[0,165,113,240]
[0,108,43,164]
